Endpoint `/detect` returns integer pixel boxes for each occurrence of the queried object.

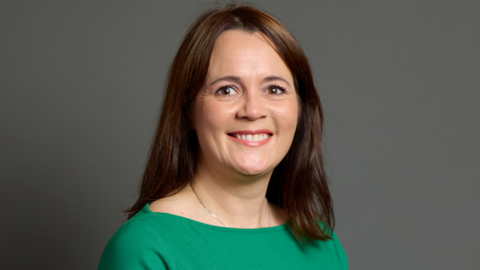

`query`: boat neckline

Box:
[141,203,289,233]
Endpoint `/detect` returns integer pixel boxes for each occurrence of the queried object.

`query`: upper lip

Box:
[227,129,273,135]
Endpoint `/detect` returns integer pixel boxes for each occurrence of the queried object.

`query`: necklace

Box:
[189,182,270,228]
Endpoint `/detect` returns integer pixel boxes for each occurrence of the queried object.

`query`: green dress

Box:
[98,204,348,269]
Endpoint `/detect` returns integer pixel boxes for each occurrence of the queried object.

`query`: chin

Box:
[234,162,273,177]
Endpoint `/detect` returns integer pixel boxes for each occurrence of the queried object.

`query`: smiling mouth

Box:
[227,133,272,142]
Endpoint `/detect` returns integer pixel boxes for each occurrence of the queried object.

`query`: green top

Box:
[98,204,348,269]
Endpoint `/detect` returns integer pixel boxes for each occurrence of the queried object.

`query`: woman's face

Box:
[191,30,299,177]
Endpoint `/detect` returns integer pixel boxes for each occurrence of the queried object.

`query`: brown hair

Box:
[126,3,334,242]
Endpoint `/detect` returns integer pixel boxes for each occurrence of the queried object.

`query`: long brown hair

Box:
[126,3,334,242]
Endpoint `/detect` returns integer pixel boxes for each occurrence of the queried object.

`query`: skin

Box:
[150,30,299,228]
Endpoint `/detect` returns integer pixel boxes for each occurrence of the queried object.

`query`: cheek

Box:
[193,99,233,136]
[274,101,299,133]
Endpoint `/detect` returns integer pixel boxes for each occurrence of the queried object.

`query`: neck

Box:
[190,159,272,228]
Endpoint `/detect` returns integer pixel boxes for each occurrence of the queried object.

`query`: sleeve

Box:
[332,232,349,270]
[98,220,174,270]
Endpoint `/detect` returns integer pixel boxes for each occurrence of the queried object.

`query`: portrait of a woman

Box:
[99,3,348,269]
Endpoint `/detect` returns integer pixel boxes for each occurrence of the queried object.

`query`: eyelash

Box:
[215,84,287,96]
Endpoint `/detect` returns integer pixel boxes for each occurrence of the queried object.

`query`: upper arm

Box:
[98,220,174,270]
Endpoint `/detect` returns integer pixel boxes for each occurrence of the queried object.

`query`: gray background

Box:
[1,0,479,269]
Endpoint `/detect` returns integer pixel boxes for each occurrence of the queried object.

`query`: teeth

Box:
[232,133,271,142]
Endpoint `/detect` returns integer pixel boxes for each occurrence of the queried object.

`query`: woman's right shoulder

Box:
[149,186,197,217]
[111,218,157,241]
[149,196,182,214]
[98,214,175,269]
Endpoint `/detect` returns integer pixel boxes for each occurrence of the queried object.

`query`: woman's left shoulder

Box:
[329,231,349,270]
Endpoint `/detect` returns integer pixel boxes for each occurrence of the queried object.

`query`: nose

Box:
[236,89,268,121]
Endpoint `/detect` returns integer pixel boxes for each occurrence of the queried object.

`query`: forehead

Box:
[206,30,293,83]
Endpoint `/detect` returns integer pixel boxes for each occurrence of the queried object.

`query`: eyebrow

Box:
[209,75,291,87]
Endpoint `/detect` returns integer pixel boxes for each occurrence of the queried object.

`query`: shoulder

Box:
[149,195,184,215]
[107,219,159,245]
[98,219,175,269]
[330,231,349,270]
[149,184,198,216]
[148,186,209,224]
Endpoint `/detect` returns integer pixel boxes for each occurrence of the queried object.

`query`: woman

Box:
[99,3,348,269]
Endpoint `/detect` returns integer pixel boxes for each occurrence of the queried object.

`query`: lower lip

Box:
[227,134,273,147]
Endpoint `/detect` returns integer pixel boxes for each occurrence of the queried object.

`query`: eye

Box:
[266,85,286,95]
[216,85,237,96]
